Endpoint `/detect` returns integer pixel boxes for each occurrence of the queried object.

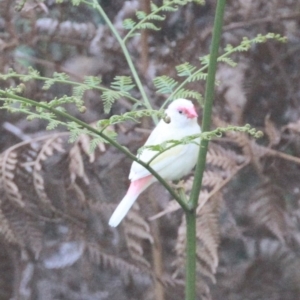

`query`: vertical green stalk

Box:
[185,1,227,299]
[185,210,197,300]
[189,0,227,209]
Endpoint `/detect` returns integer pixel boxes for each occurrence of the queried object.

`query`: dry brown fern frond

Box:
[196,193,221,280]
[173,194,221,296]
[235,239,300,300]
[123,204,154,269]
[32,136,65,210]
[264,114,281,147]
[86,242,149,277]
[282,119,300,134]
[0,149,24,207]
[69,130,105,185]
[0,207,18,245]
[0,133,88,255]
[88,201,154,273]
[206,143,248,171]
[197,142,250,212]
[1,200,44,258]
[0,134,69,212]
[247,179,287,242]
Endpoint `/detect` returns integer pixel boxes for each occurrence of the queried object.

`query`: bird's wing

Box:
[129,122,187,180]
[129,144,186,180]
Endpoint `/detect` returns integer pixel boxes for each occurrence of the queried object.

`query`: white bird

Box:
[108,98,201,227]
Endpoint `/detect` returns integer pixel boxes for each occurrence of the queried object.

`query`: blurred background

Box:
[0,0,300,299]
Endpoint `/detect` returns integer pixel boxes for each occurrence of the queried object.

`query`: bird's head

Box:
[164,99,198,127]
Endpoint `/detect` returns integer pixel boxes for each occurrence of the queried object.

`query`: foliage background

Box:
[1,0,300,299]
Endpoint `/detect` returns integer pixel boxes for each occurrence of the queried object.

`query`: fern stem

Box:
[189,0,226,210]
[0,90,189,211]
[185,209,197,300]
[185,1,227,299]
[122,1,170,43]
[88,0,157,123]
[2,73,141,105]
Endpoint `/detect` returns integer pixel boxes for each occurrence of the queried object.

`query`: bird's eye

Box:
[178,110,183,114]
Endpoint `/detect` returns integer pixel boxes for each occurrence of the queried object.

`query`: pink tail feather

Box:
[108,175,153,227]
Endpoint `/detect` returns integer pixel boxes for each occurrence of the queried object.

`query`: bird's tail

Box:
[108,175,153,227]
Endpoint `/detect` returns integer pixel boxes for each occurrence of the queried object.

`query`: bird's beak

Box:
[186,107,198,119]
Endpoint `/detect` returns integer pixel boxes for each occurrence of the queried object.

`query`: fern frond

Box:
[101,90,122,114]
[264,114,281,147]
[100,76,137,114]
[137,22,161,31]
[1,201,44,258]
[1,150,24,207]
[0,208,18,244]
[136,10,147,20]
[123,205,153,268]
[176,62,196,77]
[52,72,70,81]
[46,120,61,130]
[42,78,55,90]
[188,71,208,82]
[123,0,204,41]
[89,136,108,153]
[33,136,65,209]
[72,85,88,100]
[66,122,90,143]
[172,88,203,102]
[145,14,166,21]
[207,143,247,170]
[97,109,164,129]
[160,5,178,12]
[87,243,146,275]
[123,18,136,30]
[24,66,40,81]
[248,180,287,242]
[83,75,102,87]
[202,170,224,189]
[173,194,221,290]
[150,2,158,11]
[218,56,237,67]
[111,76,135,92]
[196,193,221,276]
[69,143,90,185]
[153,75,178,94]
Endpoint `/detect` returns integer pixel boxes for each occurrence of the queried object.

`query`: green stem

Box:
[123,1,172,43]
[87,0,157,122]
[1,73,141,104]
[185,1,227,300]
[0,90,189,211]
[185,210,197,300]
[189,0,227,210]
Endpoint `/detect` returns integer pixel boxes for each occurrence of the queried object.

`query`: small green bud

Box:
[16,83,26,94]
[163,115,171,124]
[255,131,264,138]
[79,106,87,113]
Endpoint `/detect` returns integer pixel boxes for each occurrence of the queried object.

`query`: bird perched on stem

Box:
[109,98,201,227]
